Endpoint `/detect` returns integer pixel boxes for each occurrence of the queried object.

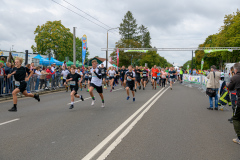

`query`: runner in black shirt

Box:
[125,65,136,101]
[99,64,107,89]
[120,66,127,88]
[168,67,176,90]
[142,67,148,90]
[7,57,40,112]
[66,65,84,109]
[134,66,142,91]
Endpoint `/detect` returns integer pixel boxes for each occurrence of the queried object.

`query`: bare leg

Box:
[89,86,94,97]
[99,93,104,100]
[126,87,129,96]
[12,88,20,104]
[22,90,34,97]
[132,90,135,97]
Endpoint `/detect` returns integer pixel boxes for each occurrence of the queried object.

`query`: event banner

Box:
[82,34,87,67]
[124,50,148,53]
[183,74,201,84]
[117,48,119,67]
[204,49,233,54]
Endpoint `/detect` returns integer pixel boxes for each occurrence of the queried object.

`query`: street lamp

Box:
[106,27,119,69]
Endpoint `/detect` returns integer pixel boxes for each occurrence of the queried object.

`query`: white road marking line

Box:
[97,87,170,160]
[0,118,20,126]
[112,88,122,92]
[82,87,166,160]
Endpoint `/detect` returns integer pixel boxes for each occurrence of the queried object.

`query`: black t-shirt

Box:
[134,69,141,78]
[120,69,127,77]
[25,67,30,76]
[99,67,106,75]
[125,71,135,84]
[142,70,148,77]
[66,73,81,87]
[12,67,27,81]
[169,70,176,78]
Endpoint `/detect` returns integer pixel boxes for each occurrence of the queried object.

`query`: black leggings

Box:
[162,79,166,87]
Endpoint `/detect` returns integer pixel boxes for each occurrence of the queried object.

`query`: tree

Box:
[119,11,138,45]
[138,25,151,48]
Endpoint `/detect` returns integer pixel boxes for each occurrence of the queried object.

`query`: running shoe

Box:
[110,89,112,92]
[91,100,96,106]
[207,107,213,110]
[101,103,105,108]
[34,94,40,102]
[135,89,137,92]
[233,138,240,144]
[8,106,17,112]
[80,95,84,101]
[139,86,141,90]
[133,97,135,102]
[69,105,74,109]
[127,96,130,100]
[143,87,145,90]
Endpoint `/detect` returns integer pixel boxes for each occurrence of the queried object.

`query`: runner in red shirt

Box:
[151,65,159,90]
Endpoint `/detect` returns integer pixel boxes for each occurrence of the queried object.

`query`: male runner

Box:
[134,66,142,91]
[125,65,136,101]
[61,65,70,92]
[151,65,159,90]
[99,64,107,89]
[120,66,127,88]
[168,67,176,90]
[87,67,92,92]
[108,66,116,92]
[66,65,84,109]
[89,60,105,107]
[142,67,148,90]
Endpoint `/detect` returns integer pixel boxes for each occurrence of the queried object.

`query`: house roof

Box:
[86,56,117,66]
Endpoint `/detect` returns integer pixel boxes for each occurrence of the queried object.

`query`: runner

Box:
[142,67,148,90]
[165,67,169,84]
[76,68,83,91]
[87,67,92,92]
[84,68,89,89]
[99,64,107,89]
[89,60,105,108]
[151,65,159,90]
[8,57,40,112]
[179,67,183,83]
[106,69,110,87]
[120,66,127,88]
[161,68,167,88]
[108,66,116,92]
[168,67,176,90]
[66,65,84,109]
[125,65,136,101]
[61,65,70,92]
[134,66,142,91]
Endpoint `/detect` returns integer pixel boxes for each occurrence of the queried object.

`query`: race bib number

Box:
[170,74,173,76]
[15,81,20,86]
[107,76,109,78]
[92,72,97,77]
[143,74,146,76]
[70,81,76,86]
[153,76,156,79]
[89,75,92,78]
[127,78,132,81]
[101,71,105,74]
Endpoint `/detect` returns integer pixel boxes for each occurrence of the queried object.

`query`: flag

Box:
[201,58,204,71]
[82,34,87,70]
[117,48,119,68]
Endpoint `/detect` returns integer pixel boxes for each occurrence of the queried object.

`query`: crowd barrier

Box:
[0,74,64,97]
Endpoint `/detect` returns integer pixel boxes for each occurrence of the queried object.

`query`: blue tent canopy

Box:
[33,54,51,66]
[33,54,44,59]
[45,57,63,66]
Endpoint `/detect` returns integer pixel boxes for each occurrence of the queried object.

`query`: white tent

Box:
[98,60,113,68]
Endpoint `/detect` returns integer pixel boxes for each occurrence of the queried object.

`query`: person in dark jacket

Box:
[228,63,240,145]
[4,62,13,94]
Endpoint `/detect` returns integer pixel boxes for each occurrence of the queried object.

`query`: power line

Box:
[51,0,119,35]
[63,0,112,29]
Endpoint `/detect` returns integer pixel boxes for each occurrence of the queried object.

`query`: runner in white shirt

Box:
[89,60,105,108]
[61,65,70,92]
[77,68,83,91]
[108,66,116,92]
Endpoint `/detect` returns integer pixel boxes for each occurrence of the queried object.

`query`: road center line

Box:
[0,118,20,126]
[82,87,165,160]
[97,87,170,160]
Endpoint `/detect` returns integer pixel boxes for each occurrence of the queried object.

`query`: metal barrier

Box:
[0,73,64,97]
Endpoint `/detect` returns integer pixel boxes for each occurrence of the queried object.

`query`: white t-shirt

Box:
[35,70,41,78]
[221,72,224,77]
[61,70,70,79]
[51,67,55,72]
[90,67,102,86]
[108,70,116,77]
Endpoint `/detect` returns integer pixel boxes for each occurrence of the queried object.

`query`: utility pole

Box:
[73,27,76,65]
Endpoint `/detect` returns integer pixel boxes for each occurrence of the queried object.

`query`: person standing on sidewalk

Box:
[206,65,221,110]
[228,63,240,144]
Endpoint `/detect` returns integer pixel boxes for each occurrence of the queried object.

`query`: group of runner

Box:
[7,57,181,111]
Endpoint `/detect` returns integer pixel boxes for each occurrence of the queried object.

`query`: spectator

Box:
[25,64,31,92]
[0,62,6,95]
[4,62,13,94]
[0,57,5,64]
[228,62,240,144]
[34,67,41,90]
[206,65,221,110]
[30,62,35,70]
[40,67,48,90]
[62,61,67,69]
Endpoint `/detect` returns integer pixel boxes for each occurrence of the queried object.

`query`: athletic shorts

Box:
[152,77,157,81]
[121,77,125,81]
[15,81,27,93]
[109,76,114,80]
[126,82,134,91]
[84,78,88,81]
[102,74,106,79]
[90,83,103,93]
[70,86,78,95]
[169,78,174,82]
[142,77,148,81]
[135,77,141,83]
[63,79,66,84]
[88,78,92,81]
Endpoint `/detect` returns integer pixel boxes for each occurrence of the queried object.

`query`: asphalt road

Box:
[0,82,239,160]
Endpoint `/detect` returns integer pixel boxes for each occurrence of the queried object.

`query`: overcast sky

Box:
[0,0,239,66]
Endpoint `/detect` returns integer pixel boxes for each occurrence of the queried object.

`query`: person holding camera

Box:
[206,65,221,110]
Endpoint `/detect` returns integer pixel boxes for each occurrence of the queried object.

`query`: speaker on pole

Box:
[25,50,28,65]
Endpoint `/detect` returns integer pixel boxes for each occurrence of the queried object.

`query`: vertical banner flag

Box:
[117,48,119,68]
[110,57,112,62]
[201,58,204,71]
[82,35,87,70]
[187,65,189,74]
